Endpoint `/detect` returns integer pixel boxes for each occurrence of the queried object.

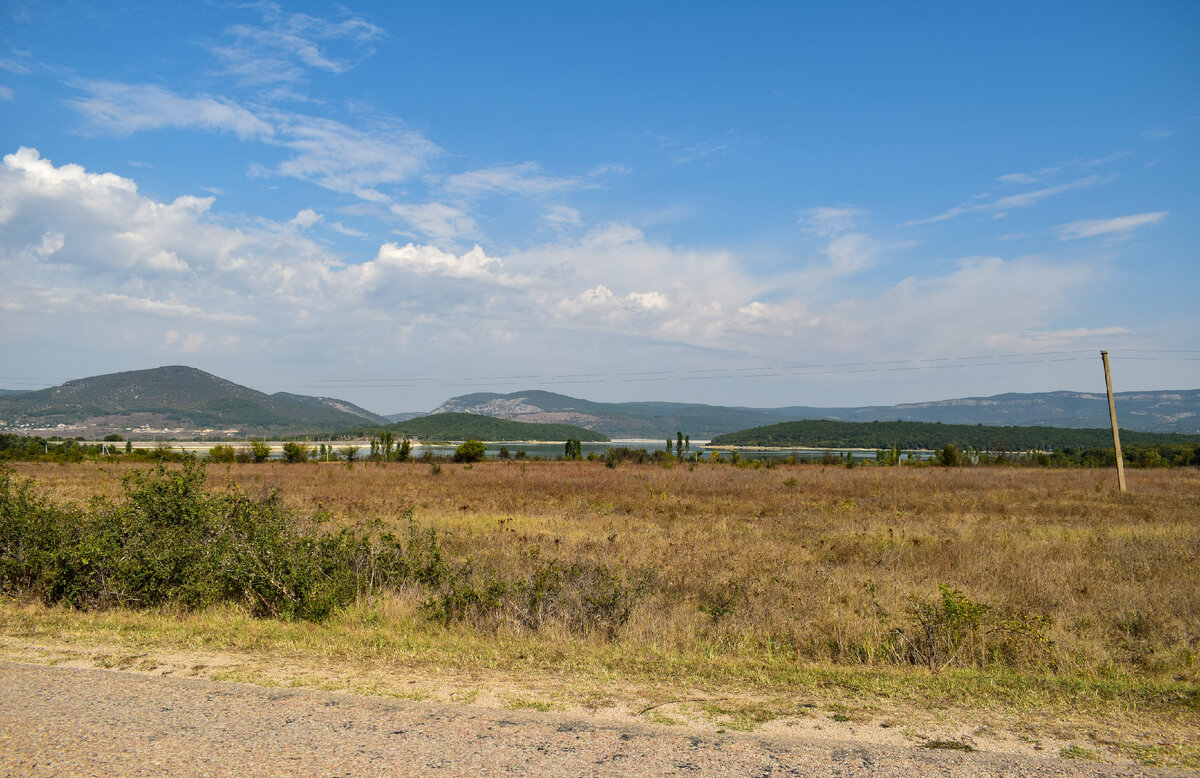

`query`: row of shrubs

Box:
[6,432,1195,469]
[0,461,648,630]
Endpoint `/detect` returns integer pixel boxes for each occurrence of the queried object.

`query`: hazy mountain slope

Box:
[346,412,609,442]
[0,366,385,436]
[433,390,793,438]
[434,389,1200,437]
[384,412,428,423]
[271,392,389,425]
[767,390,1200,432]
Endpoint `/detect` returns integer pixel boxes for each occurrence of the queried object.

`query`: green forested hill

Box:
[0,366,385,436]
[708,419,1197,451]
[347,413,609,442]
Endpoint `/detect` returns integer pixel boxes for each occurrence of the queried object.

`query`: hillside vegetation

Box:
[709,418,1197,450]
[344,412,609,442]
[0,366,386,436]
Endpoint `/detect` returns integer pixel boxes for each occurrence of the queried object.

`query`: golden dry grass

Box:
[10,460,1199,679]
[3,459,1199,766]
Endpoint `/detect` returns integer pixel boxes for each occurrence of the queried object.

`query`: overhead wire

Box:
[0,348,1194,393]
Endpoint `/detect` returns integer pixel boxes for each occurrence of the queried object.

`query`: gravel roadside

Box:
[2,661,1193,777]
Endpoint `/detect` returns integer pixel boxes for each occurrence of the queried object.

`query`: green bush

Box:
[0,462,654,637]
[453,439,487,463]
[240,439,271,463]
[0,461,444,621]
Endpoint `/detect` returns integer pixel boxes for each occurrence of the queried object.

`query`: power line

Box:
[1,349,1194,393]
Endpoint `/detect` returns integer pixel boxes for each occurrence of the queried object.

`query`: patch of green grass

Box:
[698,701,782,731]
[452,688,480,704]
[923,740,975,752]
[504,697,557,712]
[1060,745,1098,760]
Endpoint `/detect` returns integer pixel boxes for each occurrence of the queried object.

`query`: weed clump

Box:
[422,558,652,639]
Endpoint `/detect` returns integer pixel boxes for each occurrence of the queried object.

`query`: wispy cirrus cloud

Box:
[908,151,1137,227]
[1057,211,1167,240]
[70,82,440,202]
[69,82,274,139]
[209,2,384,90]
[903,175,1111,226]
[670,140,728,166]
[542,204,582,229]
[389,202,478,242]
[651,131,731,166]
[441,162,590,199]
[798,206,862,237]
[261,112,439,200]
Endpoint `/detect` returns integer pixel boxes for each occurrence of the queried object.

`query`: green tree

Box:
[207,444,236,463]
[337,444,359,463]
[242,439,271,463]
[454,439,487,463]
[676,432,684,458]
[282,442,309,463]
[940,443,962,467]
[398,436,412,462]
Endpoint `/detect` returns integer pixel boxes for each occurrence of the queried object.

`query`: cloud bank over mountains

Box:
[0,2,1194,408]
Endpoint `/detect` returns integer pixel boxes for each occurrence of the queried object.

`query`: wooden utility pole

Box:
[1100,350,1126,492]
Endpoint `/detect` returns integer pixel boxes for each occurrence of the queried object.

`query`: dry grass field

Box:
[3,459,1198,765]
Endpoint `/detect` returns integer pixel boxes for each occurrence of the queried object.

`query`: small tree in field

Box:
[940,444,962,467]
[454,439,487,463]
[241,439,271,463]
[282,442,309,463]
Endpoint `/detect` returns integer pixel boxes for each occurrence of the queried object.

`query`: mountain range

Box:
[432,389,1200,437]
[1,366,1196,438]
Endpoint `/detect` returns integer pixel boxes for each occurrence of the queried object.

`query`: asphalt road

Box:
[0,661,1190,777]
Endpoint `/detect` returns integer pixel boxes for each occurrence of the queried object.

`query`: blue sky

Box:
[1,0,1196,413]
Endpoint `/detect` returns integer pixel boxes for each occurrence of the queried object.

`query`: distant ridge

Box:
[434,388,1200,437]
[0,366,389,437]
[344,412,609,442]
[4,368,1197,439]
[710,419,1195,450]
